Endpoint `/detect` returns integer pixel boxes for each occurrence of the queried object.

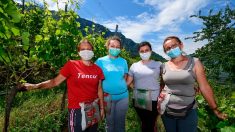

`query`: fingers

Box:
[100,109,105,120]
[218,113,228,120]
[21,83,36,90]
[214,110,228,120]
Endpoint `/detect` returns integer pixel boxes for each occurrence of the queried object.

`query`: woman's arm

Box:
[23,74,66,90]
[194,59,227,119]
[160,76,165,91]
[98,80,104,109]
[124,74,128,81]
[126,75,133,87]
[98,80,104,119]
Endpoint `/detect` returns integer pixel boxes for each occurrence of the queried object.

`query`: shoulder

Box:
[132,61,141,66]
[95,56,108,65]
[97,56,108,61]
[192,57,205,73]
[117,57,128,64]
[93,63,103,71]
[193,57,199,62]
[191,57,200,66]
[130,61,140,68]
[151,60,162,66]
[61,60,78,72]
[64,60,75,66]
[118,57,127,61]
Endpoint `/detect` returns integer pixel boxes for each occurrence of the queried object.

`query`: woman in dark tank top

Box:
[160,36,227,132]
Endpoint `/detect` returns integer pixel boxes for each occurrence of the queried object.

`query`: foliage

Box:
[0,87,67,131]
[1,0,234,131]
[189,5,235,131]
[189,5,235,81]
[196,80,235,132]
[0,0,134,131]
[0,0,21,39]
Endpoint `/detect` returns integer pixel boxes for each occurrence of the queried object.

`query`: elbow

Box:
[52,79,60,88]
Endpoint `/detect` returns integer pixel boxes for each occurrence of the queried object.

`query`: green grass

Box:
[0,89,166,132]
[1,80,234,132]
[0,88,67,131]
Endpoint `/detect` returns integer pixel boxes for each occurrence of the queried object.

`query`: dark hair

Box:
[77,38,93,51]
[105,36,122,48]
[138,41,152,51]
[163,36,182,52]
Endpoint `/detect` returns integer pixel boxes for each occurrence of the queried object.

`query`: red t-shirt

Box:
[60,60,104,109]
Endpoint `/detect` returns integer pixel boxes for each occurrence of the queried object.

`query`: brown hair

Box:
[77,38,93,51]
[163,36,182,52]
[105,36,122,48]
[138,41,152,51]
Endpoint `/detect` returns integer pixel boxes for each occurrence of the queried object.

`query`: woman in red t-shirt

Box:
[22,39,105,132]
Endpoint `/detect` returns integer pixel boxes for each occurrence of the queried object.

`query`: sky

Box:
[16,0,235,59]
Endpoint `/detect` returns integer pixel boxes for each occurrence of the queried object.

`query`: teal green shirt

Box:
[96,56,128,100]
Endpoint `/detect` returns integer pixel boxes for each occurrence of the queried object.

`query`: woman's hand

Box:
[213,109,228,120]
[20,74,66,91]
[21,83,38,91]
[100,108,105,120]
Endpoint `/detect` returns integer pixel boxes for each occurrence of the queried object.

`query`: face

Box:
[108,40,121,49]
[79,42,93,51]
[139,45,151,53]
[163,39,182,52]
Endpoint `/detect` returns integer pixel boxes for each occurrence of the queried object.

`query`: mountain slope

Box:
[77,17,166,61]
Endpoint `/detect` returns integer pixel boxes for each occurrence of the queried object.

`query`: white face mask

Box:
[139,52,151,60]
[78,50,94,61]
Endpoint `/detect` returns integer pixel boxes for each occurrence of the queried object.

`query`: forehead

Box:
[79,42,92,49]
[164,39,179,46]
[109,40,120,46]
[139,45,151,50]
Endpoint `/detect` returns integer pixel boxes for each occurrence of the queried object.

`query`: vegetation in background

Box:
[0,0,234,132]
[190,5,235,81]
[190,5,235,132]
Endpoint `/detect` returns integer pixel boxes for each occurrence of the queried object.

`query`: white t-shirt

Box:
[128,60,161,101]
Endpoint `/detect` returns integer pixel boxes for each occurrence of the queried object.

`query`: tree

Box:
[190,5,235,81]
[189,6,235,131]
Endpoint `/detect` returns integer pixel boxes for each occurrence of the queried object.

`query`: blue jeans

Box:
[162,109,198,132]
[106,97,129,132]
[68,108,98,132]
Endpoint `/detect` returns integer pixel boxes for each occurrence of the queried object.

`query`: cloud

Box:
[102,0,209,41]
[101,0,210,57]
[14,0,67,11]
[15,0,22,4]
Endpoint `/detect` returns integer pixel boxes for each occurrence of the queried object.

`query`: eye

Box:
[110,45,120,49]
[139,49,150,53]
[80,48,92,51]
[165,44,179,51]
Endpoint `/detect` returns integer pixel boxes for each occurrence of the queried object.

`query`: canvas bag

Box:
[79,98,100,131]
[134,88,152,111]
[157,90,171,115]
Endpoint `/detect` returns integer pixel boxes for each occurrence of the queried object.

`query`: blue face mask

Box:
[109,48,121,57]
[166,47,182,58]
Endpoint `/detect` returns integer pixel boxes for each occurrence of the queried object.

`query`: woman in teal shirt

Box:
[96,36,128,132]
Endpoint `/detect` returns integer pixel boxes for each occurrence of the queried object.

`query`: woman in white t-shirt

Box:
[127,41,161,132]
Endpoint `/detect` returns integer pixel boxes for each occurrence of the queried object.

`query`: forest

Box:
[0,0,234,131]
